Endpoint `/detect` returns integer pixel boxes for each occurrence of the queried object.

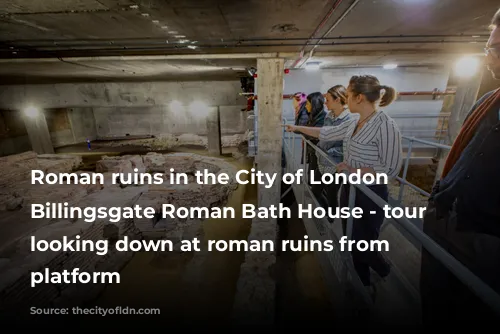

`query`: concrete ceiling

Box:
[0,0,498,84]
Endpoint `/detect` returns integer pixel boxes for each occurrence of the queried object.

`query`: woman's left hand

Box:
[336,162,353,173]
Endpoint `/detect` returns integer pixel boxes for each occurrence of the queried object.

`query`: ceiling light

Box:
[305,62,320,70]
[472,35,480,38]
[454,56,480,78]
[24,106,39,118]
[168,31,178,34]
[191,41,198,44]
[152,20,159,24]
[187,45,197,49]
[161,26,169,29]
[129,5,139,9]
[178,39,189,43]
[383,64,398,69]
[141,13,149,17]
[174,35,186,38]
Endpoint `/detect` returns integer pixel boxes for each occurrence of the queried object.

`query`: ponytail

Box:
[379,85,397,107]
[349,75,398,108]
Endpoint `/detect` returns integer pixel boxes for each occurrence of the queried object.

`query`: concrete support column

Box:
[435,64,490,182]
[232,58,284,327]
[447,72,484,143]
[22,109,54,154]
[206,107,222,156]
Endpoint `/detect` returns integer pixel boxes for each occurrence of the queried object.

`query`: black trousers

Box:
[311,170,341,211]
[340,184,391,286]
[420,201,500,327]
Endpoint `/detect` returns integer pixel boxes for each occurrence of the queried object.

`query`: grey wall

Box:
[93,105,245,138]
[0,135,30,157]
[0,81,247,140]
[281,66,451,160]
[0,110,30,156]
[283,67,449,123]
[0,81,245,108]
[50,108,97,147]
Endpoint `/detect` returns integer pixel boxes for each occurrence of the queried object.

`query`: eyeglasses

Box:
[484,46,500,58]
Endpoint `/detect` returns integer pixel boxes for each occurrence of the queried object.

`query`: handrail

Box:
[391,113,451,118]
[283,129,500,315]
[349,178,500,314]
[402,136,452,150]
[395,177,430,197]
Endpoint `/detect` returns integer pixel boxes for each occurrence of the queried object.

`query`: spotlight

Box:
[24,106,39,118]
[383,64,398,70]
[454,56,480,78]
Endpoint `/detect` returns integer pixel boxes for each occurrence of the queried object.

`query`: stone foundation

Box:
[0,218,138,313]
[0,151,239,314]
[96,152,239,237]
[96,133,247,150]
[0,152,86,213]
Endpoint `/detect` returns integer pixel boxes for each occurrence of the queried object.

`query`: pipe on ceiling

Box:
[0,53,289,62]
[0,48,484,62]
[241,90,456,99]
[290,0,344,69]
[5,34,490,46]
[297,0,361,68]
[2,39,486,55]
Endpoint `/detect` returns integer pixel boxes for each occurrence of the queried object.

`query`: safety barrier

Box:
[281,128,500,322]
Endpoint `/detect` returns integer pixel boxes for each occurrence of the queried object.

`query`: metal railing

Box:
[282,128,500,321]
[396,136,451,204]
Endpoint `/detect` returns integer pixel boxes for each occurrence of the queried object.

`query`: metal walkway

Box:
[281,130,500,325]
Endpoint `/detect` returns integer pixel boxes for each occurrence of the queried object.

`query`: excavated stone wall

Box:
[97,133,247,150]
[96,152,239,238]
[0,151,238,314]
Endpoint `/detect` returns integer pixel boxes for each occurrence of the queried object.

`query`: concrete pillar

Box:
[206,107,222,156]
[446,72,484,143]
[435,64,485,181]
[22,109,54,154]
[232,58,284,327]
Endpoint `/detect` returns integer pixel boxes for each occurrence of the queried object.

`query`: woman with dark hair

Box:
[284,75,403,293]
[311,85,351,215]
[292,92,309,164]
[304,92,325,177]
[293,92,309,126]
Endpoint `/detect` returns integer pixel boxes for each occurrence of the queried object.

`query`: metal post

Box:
[302,139,307,205]
[398,139,414,203]
[346,184,356,240]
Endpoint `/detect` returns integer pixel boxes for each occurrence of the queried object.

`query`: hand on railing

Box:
[282,124,296,132]
[336,162,352,173]
[337,163,377,176]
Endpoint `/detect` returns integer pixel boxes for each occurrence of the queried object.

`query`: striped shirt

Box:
[318,111,403,178]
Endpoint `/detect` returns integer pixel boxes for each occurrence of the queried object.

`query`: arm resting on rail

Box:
[284,119,352,142]
[284,125,321,138]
